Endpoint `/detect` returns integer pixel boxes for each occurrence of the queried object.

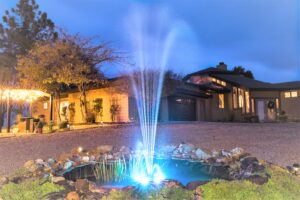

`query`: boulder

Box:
[221,150,231,157]
[24,160,38,173]
[195,148,211,160]
[66,191,80,200]
[74,179,89,193]
[186,180,208,190]
[0,176,9,188]
[160,145,177,155]
[81,156,90,163]
[179,143,195,154]
[64,161,74,170]
[241,156,259,169]
[96,145,113,153]
[52,176,65,184]
[89,182,107,194]
[230,147,245,159]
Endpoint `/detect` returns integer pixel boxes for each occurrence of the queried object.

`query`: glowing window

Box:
[284,92,291,98]
[275,98,279,109]
[219,94,225,109]
[43,102,48,109]
[238,88,244,108]
[245,91,250,113]
[291,91,298,98]
[233,87,238,109]
[251,98,255,113]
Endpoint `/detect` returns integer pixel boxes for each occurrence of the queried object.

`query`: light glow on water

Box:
[126,5,180,181]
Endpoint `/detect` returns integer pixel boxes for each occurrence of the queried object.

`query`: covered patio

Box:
[0,88,50,134]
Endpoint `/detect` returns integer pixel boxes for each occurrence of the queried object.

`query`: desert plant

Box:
[110,104,120,122]
[93,98,103,121]
[59,121,69,129]
[68,103,76,122]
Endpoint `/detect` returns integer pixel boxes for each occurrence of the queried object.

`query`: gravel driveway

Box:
[0,122,299,176]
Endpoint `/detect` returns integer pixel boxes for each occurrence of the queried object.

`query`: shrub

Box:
[0,178,64,200]
[86,112,96,123]
[59,121,69,129]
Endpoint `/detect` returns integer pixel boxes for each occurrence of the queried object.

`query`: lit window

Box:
[219,94,225,109]
[221,81,227,86]
[284,91,298,98]
[284,92,291,98]
[291,91,298,98]
[43,102,48,109]
[245,91,250,113]
[251,98,255,113]
[238,88,244,108]
[275,99,279,109]
[233,87,238,109]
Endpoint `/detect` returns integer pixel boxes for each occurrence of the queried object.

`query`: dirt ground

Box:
[0,122,299,176]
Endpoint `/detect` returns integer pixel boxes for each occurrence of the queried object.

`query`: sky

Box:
[1,0,300,83]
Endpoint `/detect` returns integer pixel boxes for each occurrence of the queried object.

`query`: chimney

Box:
[216,62,227,71]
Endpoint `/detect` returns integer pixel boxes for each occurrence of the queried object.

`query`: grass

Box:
[200,165,300,200]
[0,178,64,200]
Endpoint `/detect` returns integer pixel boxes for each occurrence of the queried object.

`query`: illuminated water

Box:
[126,5,179,183]
[63,159,213,188]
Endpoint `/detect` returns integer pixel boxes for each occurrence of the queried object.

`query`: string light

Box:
[0,89,49,102]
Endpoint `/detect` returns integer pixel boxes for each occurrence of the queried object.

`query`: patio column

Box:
[6,91,11,133]
[49,94,53,121]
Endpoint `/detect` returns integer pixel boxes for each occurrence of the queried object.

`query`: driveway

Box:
[0,122,299,175]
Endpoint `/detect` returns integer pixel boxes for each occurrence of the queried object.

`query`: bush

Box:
[0,178,64,200]
[86,112,96,123]
[59,121,69,129]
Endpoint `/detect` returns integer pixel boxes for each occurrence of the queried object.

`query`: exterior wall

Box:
[67,88,129,123]
[280,90,300,121]
[33,87,130,124]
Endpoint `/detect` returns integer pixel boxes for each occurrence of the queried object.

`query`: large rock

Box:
[96,145,113,153]
[230,147,245,159]
[0,176,9,188]
[179,143,195,154]
[74,179,89,193]
[195,148,211,160]
[241,156,259,169]
[24,160,38,173]
[160,145,177,155]
[66,191,80,200]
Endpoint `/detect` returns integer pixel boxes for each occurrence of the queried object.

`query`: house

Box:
[32,63,300,124]
[182,62,300,122]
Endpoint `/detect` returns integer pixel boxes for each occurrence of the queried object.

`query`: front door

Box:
[257,100,265,122]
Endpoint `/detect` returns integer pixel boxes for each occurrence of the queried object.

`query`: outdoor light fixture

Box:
[77,146,83,153]
[0,89,49,102]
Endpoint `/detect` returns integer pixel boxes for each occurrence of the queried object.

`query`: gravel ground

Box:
[0,122,299,176]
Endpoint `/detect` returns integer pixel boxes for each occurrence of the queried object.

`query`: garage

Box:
[168,96,196,121]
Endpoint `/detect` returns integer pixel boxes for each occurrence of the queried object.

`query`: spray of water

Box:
[126,5,179,182]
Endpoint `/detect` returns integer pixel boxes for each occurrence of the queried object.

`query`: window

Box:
[291,91,298,98]
[251,98,255,113]
[245,91,250,113]
[284,91,298,98]
[275,99,279,110]
[219,94,225,109]
[284,92,291,98]
[43,102,48,109]
[238,88,244,108]
[233,87,238,109]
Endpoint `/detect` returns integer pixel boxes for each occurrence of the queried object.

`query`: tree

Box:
[233,66,254,79]
[17,33,120,122]
[0,0,57,132]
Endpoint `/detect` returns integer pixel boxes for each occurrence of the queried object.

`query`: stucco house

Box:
[182,62,300,122]
[33,63,300,124]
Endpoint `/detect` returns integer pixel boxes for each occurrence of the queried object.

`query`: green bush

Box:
[0,178,64,200]
[201,165,300,200]
[59,121,69,129]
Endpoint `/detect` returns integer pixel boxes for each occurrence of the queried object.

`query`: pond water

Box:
[63,158,214,188]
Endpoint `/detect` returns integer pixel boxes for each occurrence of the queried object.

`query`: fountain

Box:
[126,5,180,185]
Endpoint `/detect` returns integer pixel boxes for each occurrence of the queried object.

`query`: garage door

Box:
[168,96,196,121]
